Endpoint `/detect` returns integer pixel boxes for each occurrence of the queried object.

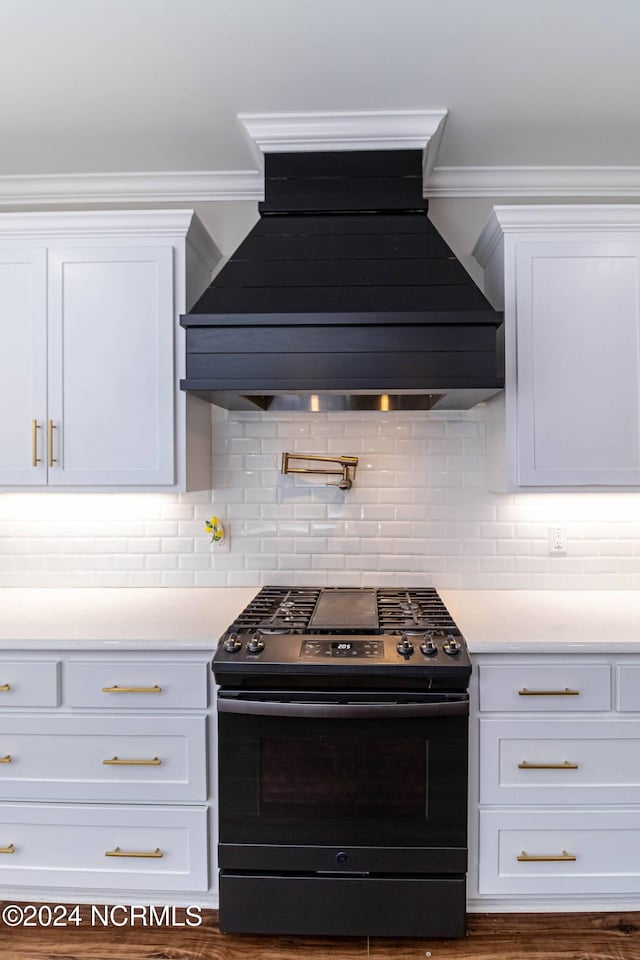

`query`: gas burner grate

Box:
[229,587,321,634]
[377,588,459,633]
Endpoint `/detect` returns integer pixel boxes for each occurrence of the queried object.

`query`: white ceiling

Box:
[3,0,640,177]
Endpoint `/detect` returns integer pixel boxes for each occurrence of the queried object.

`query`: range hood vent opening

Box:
[180,149,504,411]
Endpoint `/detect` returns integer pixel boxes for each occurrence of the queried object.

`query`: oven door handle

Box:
[217,698,468,719]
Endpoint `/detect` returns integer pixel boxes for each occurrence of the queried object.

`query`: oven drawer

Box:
[479,809,640,895]
[0,715,206,803]
[480,717,640,804]
[0,802,208,891]
[0,661,60,708]
[479,664,610,712]
[219,872,466,937]
[63,660,208,709]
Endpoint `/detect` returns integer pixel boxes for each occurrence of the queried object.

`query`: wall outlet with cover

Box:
[549,526,567,555]
[205,516,230,552]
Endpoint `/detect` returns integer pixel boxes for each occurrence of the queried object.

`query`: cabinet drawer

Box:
[0,803,208,891]
[64,660,208,709]
[0,715,206,802]
[479,809,640,895]
[480,717,640,804]
[479,664,610,712]
[0,661,59,707]
[617,664,640,711]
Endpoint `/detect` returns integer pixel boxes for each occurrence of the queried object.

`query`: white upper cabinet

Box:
[0,249,47,485]
[47,246,174,486]
[474,206,640,490]
[0,212,220,492]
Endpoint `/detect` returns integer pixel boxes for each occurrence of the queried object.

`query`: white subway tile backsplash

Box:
[496,540,530,556]
[3,409,640,588]
[161,571,199,587]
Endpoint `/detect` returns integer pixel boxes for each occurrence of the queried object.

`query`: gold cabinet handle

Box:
[517,849,576,862]
[518,760,579,770]
[102,684,162,694]
[105,846,163,859]
[0,844,14,855]
[102,756,161,766]
[32,419,41,466]
[519,688,580,696]
[0,684,10,693]
[0,756,12,764]
[47,419,57,468]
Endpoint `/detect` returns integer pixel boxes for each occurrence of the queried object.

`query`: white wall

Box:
[1,406,640,589]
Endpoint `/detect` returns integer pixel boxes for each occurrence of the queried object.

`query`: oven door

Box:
[217,689,468,875]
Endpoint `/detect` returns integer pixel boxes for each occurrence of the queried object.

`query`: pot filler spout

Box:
[180,149,504,411]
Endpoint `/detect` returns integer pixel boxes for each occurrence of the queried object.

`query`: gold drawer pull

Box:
[32,419,41,466]
[102,756,161,766]
[0,755,12,764]
[0,844,14,855]
[105,846,163,859]
[518,849,576,862]
[47,419,57,468]
[102,684,162,694]
[0,684,10,693]
[519,687,580,696]
[518,760,579,770]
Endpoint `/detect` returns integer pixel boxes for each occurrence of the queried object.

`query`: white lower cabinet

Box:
[479,810,640,896]
[0,804,208,892]
[0,647,213,904]
[479,718,640,805]
[0,715,206,802]
[473,654,640,909]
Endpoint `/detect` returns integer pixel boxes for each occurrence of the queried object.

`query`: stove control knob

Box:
[420,634,438,657]
[396,636,414,657]
[247,634,265,655]
[443,635,461,656]
[222,634,242,654]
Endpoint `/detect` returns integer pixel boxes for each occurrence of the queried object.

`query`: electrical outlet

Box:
[212,526,230,553]
[549,526,567,555]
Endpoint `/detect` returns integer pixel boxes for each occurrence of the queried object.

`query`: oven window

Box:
[260,739,427,818]
[218,707,468,848]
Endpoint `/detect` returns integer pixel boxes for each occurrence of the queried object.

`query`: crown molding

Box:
[427,166,640,198]
[4,164,640,208]
[0,170,263,206]
[473,203,640,267]
[0,209,205,241]
[238,109,449,175]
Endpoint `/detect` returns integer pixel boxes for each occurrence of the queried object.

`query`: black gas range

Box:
[213,585,471,939]
[213,585,471,690]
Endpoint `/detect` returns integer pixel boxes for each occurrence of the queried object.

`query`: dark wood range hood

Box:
[180,149,504,411]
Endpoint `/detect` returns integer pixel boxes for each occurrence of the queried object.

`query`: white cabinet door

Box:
[0,249,47,485]
[516,241,640,486]
[47,247,175,486]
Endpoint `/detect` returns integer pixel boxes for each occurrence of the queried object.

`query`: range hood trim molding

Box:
[181,310,503,328]
[238,109,449,179]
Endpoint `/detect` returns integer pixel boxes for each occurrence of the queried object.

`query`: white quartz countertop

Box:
[440,589,640,653]
[0,587,638,653]
[0,587,259,649]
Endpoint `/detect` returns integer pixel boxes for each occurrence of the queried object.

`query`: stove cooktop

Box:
[214,586,471,689]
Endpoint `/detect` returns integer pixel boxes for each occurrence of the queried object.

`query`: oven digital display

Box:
[332,641,353,654]
[300,639,383,658]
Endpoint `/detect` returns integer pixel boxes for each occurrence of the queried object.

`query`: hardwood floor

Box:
[0,907,639,960]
